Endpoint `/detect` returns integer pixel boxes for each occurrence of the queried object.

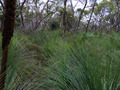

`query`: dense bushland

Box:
[1,30,120,89]
[0,0,119,89]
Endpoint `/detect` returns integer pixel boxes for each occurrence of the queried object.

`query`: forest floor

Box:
[0,30,120,90]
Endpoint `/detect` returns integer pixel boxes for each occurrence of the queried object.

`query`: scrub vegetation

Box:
[0,0,120,90]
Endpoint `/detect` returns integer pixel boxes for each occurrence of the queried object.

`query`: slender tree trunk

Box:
[0,0,16,89]
[70,0,74,16]
[116,0,120,32]
[33,0,50,30]
[0,0,4,32]
[70,0,76,34]
[76,0,87,32]
[86,0,96,32]
[20,0,26,28]
[0,14,3,32]
[63,0,67,36]
[20,10,24,27]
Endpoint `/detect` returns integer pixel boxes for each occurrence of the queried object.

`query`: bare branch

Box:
[75,0,88,31]
[70,0,74,15]
[40,0,50,16]
[19,0,27,27]
[0,0,4,9]
[73,1,78,9]
[86,0,97,32]
[20,0,27,10]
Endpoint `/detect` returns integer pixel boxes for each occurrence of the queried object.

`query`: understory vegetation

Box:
[0,30,120,90]
[0,0,120,89]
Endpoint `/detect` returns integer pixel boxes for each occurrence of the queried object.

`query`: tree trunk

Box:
[0,0,16,89]
[116,0,120,32]
[63,0,67,36]
[20,0,26,28]
[70,0,76,34]
[86,0,96,32]
[76,0,88,32]
[70,0,74,16]
[33,0,50,30]
[0,0,4,32]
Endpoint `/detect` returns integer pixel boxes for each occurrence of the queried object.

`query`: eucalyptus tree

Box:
[0,0,16,89]
[75,0,88,32]
[86,0,97,32]
[17,0,59,32]
[57,0,74,34]
[19,0,27,28]
[62,0,67,35]
[34,0,59,30]
[70,0,75,33]
[94,0,113,32]
[0,0,4,31]
[112,0,120,32]
[93,0,119,32]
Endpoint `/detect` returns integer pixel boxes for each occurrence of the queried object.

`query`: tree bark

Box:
[70,0,76,34]
[0,0,4,32]
[70,0,74,16]
[86,0,96,32]
[116,0,120,32]
[33,0,50,30]
[20,0,26,28]
[0,0,16,89]
[76,0,87,32]
[63,0,67,36]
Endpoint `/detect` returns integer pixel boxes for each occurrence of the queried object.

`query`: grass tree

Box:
[0,0,16,89]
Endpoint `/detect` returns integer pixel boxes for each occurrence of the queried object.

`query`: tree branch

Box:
[0,0,4,9]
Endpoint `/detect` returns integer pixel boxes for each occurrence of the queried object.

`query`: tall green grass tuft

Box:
[0,33,42,90]
[1,30,120,90]
[36,31,120,90]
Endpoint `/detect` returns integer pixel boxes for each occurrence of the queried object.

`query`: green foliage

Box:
[1,30,120,89]
[94,0,116,15]
[0,33,44,89]
[77,8,82,12]
[34,30,120,90]
[0,34,27,89]
[84,10,90,15]
[49,20,60,30]
[58,7,76,30]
